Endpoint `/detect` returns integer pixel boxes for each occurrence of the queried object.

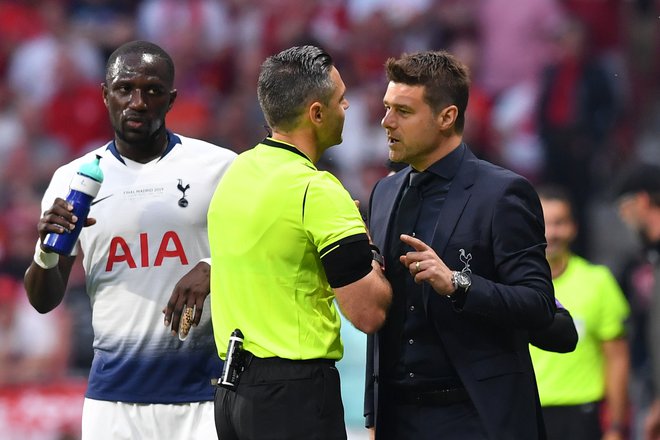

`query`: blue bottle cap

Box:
[79,154,104,183]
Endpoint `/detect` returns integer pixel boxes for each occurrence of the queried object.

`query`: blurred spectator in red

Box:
[136,0,234,96]
[260,0,318,55]
[222,0,265,91]
[0,87,26,202]
[346,10,399,85]
[0,274,71,386]
[210,90,265,153]
[0,0,44,79]
[136,0,238,143]
[346,0,432,27]
[561,0,632,150]
[448,34,496,164]
[137,0,232,60]
[68,0,137,59]
[475,0,566,183]
[0,187,48,280]
[166,96,214,141]
[537,16,618,256]
[427,0,478,49]
[1,99,69,201]
[6,0,104,107]
[307,0,351,54]
[562,0,626,59]
[490,80,545,183]
[43,51,112,156]
[477,0,566,99]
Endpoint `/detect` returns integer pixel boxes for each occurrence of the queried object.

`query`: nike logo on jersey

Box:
[91,194,113,206]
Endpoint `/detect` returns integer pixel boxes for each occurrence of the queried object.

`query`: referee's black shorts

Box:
[214,352,347,440]
[542,401,603,440]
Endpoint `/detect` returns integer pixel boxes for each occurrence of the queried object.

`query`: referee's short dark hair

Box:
[257,45,334,132]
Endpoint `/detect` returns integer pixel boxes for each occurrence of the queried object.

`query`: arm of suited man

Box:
[529,306,578,353]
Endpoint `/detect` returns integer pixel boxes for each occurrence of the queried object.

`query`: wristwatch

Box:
[451,270,471,294]
[370,244,385,268]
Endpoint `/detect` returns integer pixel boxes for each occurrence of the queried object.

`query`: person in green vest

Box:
[531,184,630,440]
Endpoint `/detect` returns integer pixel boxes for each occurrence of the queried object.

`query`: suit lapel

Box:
[369,168,409,252]
[422,150,478,308]
[430,150,477,256]
[368,168,410,376]
[366,174,406,430]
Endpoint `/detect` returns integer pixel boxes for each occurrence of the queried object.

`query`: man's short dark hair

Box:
[613,162,660,205]
[257,45,334,132]
[105,40,175,85]
[385,50,470,132]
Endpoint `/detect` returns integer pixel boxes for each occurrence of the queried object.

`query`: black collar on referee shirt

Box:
[261,137,311,162]
[106,130,182,165]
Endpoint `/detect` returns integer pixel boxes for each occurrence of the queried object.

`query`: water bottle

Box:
[43,155,104,255]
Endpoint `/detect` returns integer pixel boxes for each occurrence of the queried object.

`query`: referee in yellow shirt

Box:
[208,45,392,440]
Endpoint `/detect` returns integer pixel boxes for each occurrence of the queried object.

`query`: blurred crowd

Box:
[0,0,658,438]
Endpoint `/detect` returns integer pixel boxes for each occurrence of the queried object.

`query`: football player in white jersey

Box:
[24,40,236,440]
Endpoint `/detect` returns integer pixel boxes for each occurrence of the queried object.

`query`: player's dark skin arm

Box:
[25,255,76,313]
[163,261,211,336]
[24,198,94,313]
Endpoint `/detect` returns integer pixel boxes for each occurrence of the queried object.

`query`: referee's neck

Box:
[270,131,319,164]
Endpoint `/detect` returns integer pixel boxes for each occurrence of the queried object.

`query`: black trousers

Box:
[542,402,602,440]
[376,387,488,440]
[214,355,347,440]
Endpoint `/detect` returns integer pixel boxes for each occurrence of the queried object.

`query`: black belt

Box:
[243,351,335,368]
[387,386,470,406]
[212,352,335,388]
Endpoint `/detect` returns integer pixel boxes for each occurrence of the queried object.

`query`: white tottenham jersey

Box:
[41,133,236,403]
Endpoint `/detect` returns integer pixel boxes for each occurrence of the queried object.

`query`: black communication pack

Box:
[219,328,245,390]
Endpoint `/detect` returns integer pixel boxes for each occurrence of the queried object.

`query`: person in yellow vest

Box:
[531,184,630,439]
[207,45,392,440]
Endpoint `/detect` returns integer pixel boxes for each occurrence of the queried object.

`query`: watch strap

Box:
[370,244,385,268]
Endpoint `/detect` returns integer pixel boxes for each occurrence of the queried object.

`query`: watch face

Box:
[456,272,471,288]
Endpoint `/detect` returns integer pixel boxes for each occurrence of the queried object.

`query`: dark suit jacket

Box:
[530,306,578,353]
[364,146,555,439]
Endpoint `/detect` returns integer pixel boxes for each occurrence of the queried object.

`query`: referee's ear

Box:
[309,101,323,125]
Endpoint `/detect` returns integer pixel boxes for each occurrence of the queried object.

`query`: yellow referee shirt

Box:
[208,138,367,361]
[530,255,630,405]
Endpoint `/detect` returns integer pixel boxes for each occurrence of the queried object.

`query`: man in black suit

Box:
[364,50,556,439]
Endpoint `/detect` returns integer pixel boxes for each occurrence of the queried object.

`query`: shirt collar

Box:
[106,130,181,165]
[261,137,313,163]
[423,143,465,181]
